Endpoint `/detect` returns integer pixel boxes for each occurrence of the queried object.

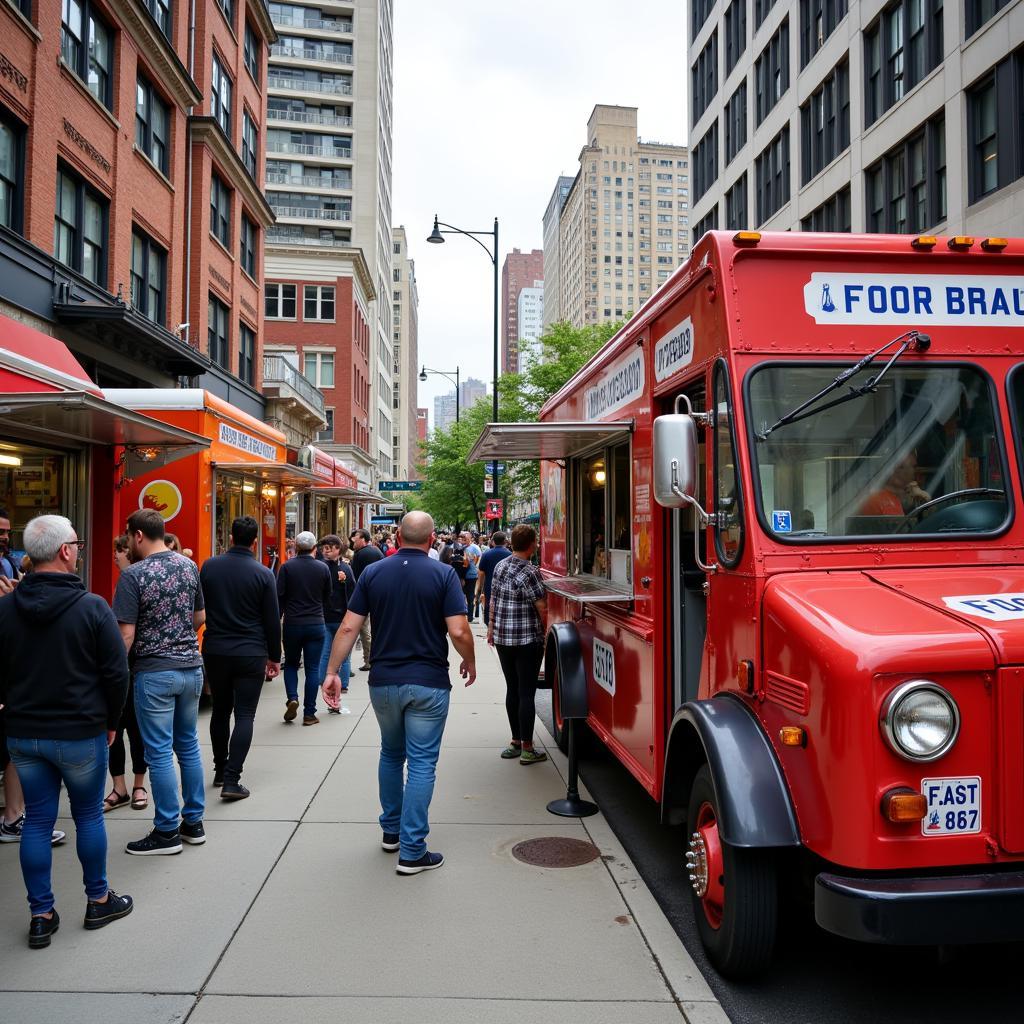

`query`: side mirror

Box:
[653,414,698,508]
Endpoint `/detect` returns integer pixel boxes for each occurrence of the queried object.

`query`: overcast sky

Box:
[392,1,686,427]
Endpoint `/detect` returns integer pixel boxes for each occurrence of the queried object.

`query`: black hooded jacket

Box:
[0,572,129,740]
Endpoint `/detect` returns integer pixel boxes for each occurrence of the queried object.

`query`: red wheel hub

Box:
[686,802,725,929]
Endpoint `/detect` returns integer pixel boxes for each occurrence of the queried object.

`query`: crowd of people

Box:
[0,507,551,949]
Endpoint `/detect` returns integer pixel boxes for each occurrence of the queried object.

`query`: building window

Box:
[238,321,255,385]
[754,18,789,124]
[754,0,778,27]
[304,285,335,321]
[130,228,166,324]
[800,58,850,184]
[143,0,171,36]
[135,77,170,175]
[215,0,234,26]
[244,21,260,84]
[304,351,335,387]
[864,0,943,127]
[799,0,847,68]
[692,121,719,204]
[61,1,113,111]
[692,207,718,245]
[800,186,852,230]
[966,0,1011,35]
[211,52,233,139]
[208,294,229,368]
[265,283,296,318]
[691,31,718,123]
[967,50,1024,203]
[755,125,790,223]
[210,173,231,246]
[240,214,257,277]
[0,112,25,234]
[393,268,400,282]
[54,165,107,286]
[692,0,714,40]
[242,109,258,178]
[865,114,945,231]
[725,82,748,164]
[725,0,747,76]
[318,408,334,442]
[725,175,748,229]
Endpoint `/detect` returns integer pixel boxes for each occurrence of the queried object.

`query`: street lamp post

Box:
[419,365,460,424]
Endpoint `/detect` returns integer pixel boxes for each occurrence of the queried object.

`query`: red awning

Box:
[0,314,102,396]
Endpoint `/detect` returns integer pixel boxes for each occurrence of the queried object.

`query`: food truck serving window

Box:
[746,363,1010,541]
[573,440,632,586]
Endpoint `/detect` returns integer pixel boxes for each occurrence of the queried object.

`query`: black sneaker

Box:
[220,783,250,801]
[125,829,182,856]
[179,820,206,845]
[212,770,224,788]
[84,890,133,930]
[396,851,444,875]
[0,815,66,845]
[327,706,341,715]
[284,699,299,723]
[28,910,59,949]
[381,831,400,852]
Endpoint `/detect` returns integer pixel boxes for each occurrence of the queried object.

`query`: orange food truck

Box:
[470,232,1024,977]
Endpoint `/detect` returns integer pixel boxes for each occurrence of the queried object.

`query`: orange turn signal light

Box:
[911,236,937,250]
[948,236,974,251]
[981,237,1009,252]
[733,231,761,245]
[738,659,755,694]
[779,726,806,748]
[881,788,927,823]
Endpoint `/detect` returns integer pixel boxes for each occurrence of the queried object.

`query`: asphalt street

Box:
[536,693,1023,1024]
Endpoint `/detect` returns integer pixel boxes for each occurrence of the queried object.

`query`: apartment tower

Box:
[516,281,544,372]
[687,0,1024,239]
[541,175,575,330]
[391,226,419,481]
[500,247,543,374]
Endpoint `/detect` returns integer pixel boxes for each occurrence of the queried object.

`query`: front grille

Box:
[998,668,1024,853]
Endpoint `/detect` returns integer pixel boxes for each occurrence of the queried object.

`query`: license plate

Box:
[921,776,981,836]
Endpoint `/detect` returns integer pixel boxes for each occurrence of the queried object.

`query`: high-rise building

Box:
[459,376,487,410]
[516,281,545,372]
[687,0,1024,239]
[500,247,544,374]
[554,105,689,329]
[263,0,394,488]
[391,226,418,481]
[433,391,456,434]
[542,176,575,330]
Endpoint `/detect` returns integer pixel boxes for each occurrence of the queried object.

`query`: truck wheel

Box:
[550,660,570,755]
[685,764,778,979]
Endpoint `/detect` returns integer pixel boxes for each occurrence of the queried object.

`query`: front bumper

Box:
[815,870,1024,945]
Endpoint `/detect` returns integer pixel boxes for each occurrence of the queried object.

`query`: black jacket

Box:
[276,553,331,625]
[351,543,383,580]
[200,547,282,661]
[322,558,355,624]
[0,572,129,740]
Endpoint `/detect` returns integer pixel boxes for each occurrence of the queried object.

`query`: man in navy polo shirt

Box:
[322,511,475,875]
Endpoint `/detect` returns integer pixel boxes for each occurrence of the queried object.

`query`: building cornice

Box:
[247,0,279,45]
[190,117,276,227]
[121,1,202,109]
[264,242,376,300]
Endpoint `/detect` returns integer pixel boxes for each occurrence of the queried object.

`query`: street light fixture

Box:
[420,364,461,424]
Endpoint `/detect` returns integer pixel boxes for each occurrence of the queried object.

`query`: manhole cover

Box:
[511,837,601,868]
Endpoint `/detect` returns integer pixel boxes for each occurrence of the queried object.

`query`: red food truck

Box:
[470,231,1024,977]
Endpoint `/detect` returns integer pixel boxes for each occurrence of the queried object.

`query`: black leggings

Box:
[108,678,147,778]
[205,654,265,785]
[496,642,544,745]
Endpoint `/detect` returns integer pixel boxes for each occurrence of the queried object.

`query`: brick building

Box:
[0,0,277,417]
[500,247,543,375]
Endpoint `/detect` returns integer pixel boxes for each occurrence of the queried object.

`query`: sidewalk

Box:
[0,623,726,1024]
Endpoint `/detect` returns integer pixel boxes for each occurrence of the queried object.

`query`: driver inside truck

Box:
[859,451,931,516]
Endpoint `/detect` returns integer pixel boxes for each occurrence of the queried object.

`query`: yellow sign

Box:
[139,480,182,523]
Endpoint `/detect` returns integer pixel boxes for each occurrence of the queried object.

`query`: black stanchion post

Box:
[547,719,598,818]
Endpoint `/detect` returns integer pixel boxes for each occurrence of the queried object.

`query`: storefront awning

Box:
[468,421,633,462]
[212,462,320,488]
[321,485,386,503]
[0,391,209,469]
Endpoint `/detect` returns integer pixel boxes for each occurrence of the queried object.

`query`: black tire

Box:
[550,659,570,755]
[686,763,778,979]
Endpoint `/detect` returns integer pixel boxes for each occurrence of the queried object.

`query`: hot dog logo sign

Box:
[138,480,183,523]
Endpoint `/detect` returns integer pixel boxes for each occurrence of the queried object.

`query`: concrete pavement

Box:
[0,622,727,1024]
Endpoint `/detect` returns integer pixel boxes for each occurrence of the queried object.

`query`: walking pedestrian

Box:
[487,525,548,765]
[348,528,382,671]
[478,531,512,628]
[277,531,331,726]
[200,516,282,800]
[458,530,481,621]
[0,514,133,948]
[323,511,476,875]
[317,534,354,706]
[114,508,207,856]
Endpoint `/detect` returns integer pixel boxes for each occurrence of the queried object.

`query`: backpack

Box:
[450,543,467,575]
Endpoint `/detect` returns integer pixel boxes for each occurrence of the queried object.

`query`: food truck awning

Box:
[213,462,320,488]
[468,421,633,462]
[0,391,209,470]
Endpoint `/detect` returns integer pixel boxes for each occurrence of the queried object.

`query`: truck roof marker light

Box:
[948,236,974,251]
[911,236,937,250]
[733,231,761,246]
[981,237,1009,252]
[779,726,806,748]
[881,788,927,823]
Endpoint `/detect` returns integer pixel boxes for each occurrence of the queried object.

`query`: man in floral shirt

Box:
[113,509,206,856]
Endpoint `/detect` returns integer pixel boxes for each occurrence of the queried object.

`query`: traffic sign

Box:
[485,499,503,520]
[486,462,507,474]
[378,481,423,491]
[484,473,499,496]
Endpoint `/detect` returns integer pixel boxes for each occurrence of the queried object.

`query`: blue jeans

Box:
[284,622,328,717]
[134,667,205,834]
[7,735,109,915]
[319,621,351,692]
[370,685,450,861]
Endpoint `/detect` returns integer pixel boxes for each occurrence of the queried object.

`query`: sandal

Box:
[130,787,148,811]
[103,790,130,812]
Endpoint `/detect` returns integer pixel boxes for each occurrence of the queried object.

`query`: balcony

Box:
[268,76,352,96]
[266,141,352,159]
[271,15,353,34]
[267,108,353,128]
[266,231,351,249]
[270,43,354,65]
[271,204,351,222]
[262,355,326,440]
[266,172,352,190]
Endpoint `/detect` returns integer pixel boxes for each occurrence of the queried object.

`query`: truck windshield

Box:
[747,364,1008,539]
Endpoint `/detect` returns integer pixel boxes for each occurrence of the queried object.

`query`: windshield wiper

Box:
[756,330,931,442]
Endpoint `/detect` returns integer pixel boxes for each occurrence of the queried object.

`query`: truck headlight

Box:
[880,680,960,762]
